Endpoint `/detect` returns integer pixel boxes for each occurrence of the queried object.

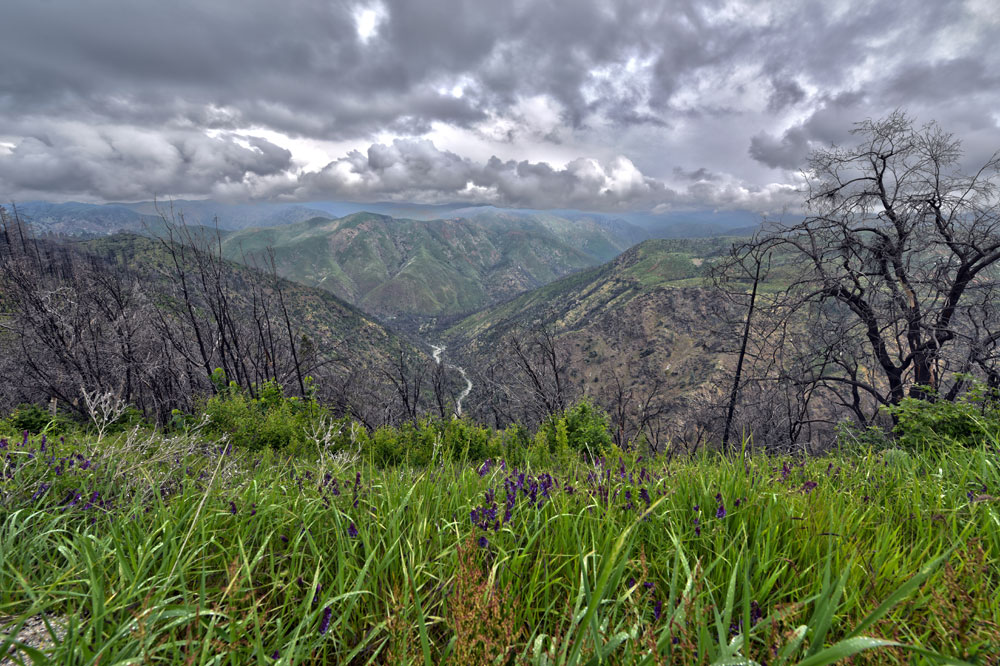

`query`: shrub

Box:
[884,381,1000,450]
[200,375,325,451]
[536,400,614,460]
[1,403,75,436]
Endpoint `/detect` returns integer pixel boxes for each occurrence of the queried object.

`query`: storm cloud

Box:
[1,0,998,211]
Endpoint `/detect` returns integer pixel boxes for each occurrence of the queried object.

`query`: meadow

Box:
[0,413,998,665]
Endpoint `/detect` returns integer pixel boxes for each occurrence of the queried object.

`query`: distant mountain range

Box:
[9,199,765,239]
[9,200,328,234]
[216,210,641,325]
[7,198,764,339]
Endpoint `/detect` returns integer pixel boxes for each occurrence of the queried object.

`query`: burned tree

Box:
[721,112,1000,442]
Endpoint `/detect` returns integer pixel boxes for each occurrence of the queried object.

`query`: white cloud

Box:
[353,2,387,43]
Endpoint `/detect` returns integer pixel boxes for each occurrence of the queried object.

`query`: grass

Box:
[1,425,998,664]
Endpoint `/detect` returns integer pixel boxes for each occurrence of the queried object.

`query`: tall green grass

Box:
[1,427,997,664]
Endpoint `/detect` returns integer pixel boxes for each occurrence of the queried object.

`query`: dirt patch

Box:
[1,615,66,665]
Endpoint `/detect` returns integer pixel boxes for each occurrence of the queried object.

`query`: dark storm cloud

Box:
[1,0,998,209]
[749,128,811,170]
[673,167,720,182]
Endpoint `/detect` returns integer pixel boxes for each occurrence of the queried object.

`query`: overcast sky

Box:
[2,0,999,212]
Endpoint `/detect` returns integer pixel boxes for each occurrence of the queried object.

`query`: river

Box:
[430,343,473,416]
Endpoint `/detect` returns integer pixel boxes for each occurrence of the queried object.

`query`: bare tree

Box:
[505,325,575,425]
[719,111,1000,442]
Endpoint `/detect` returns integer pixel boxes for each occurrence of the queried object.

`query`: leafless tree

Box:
[505,325,575,425]
[718,111,1000,445]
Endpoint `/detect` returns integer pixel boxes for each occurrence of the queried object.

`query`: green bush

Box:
[1,403,75,436]
[359,418,504,468]
[536,400,614,460]
[200,375,325,451]
[885,381,1000,450]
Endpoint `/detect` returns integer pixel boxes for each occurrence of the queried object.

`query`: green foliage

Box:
[359,417,504,467]
[536,400,614,460]
[885,380,1000,450]
[1,426,995,664]
[0,403,75,436]
[835,421,893,453]
[199,373,324,451]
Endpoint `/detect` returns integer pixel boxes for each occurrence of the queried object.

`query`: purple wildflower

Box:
[270,650,280,659]
[312,583,322,608]
[229,501,237,515]
[347,522,358,538]
[716,504,727,519]
[319,606,332,634]
[478,535,489,548]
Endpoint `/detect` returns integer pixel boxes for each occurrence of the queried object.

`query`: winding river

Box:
[430,343,473,416]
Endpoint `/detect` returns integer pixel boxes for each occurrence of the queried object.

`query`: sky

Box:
[1,0,999,213]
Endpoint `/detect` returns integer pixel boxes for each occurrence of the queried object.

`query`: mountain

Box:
[10,201,163,236]
[124,200,329,229]
[217,211,641,326]
[10,200,330,235]
[443,236,745,414]
[78,233,417,367]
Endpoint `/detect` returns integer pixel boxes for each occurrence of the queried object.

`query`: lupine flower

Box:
[312,584,322,607]
[319,606,332,634]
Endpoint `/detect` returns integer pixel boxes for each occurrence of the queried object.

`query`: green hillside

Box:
[444,236,743,411]
[217,211,638,325]
[81,233,421,373]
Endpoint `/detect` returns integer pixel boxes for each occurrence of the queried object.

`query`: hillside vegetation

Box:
[217,211,640,326]
[445,237,744,435]
[1,409,996,665]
